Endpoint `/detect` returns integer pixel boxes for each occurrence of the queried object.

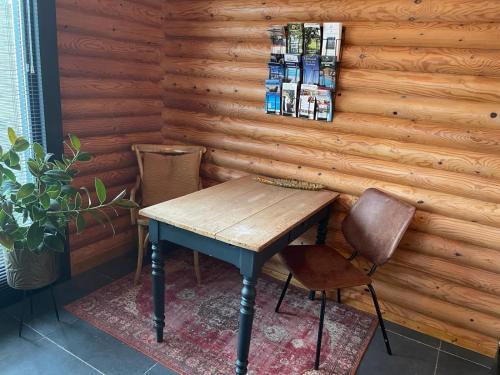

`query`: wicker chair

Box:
[130,144,206,285]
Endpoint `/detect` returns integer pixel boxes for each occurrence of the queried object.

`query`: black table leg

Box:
[151,241,165,343]
[235,275,257,375]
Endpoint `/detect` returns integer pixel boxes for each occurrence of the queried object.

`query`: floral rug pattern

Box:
[65,252,377,374]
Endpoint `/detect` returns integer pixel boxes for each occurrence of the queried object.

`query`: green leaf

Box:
[0,232,14,250]
[17,183,35,200]
[7,127,17,145]
[27,222,44,250]
[8,151,19,167]
[69,134,81,151]
[43,169,72,182]
[46,184,61,199]
[95,178,106,204]
[44,234,65,253]
[0,172,3,187]
[40,193,50,209]
[13,138,29,152]
[3,168,15,182]
[33,142,45,161]
[115,199,138,209]
[0,144,3,157]
[75,213,86,234]
[76,152,92,162]
[31,205,45,221]
[27,159,41,177]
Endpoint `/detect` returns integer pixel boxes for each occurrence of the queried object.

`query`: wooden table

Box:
[139,176,339,375]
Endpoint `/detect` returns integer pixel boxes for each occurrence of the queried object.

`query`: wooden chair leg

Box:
[134,225,146,285]
[193,251,201,285]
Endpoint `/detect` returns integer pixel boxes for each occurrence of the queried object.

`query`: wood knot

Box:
[414,0,422,3]
[408,17,416,21]
[265,15,272,20]
[491,112,497,118]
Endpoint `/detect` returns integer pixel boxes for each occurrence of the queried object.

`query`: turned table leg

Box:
[151,241,165,342]
[235,275,257,375]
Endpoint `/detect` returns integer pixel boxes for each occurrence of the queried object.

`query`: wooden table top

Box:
[139,176,339,252]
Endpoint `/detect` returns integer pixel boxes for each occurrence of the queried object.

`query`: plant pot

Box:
[3,248,59,290]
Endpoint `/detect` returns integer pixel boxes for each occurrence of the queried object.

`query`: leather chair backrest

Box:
[341,188,415,266]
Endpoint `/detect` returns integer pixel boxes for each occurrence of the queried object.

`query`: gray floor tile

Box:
[144,363,179,375]
[0,335,98,375]
[0,309,42,343]
[436,351,491,375]
[440,341,494,368]
[357,329,438,375]
[54,269,113,305]
[93,251,138,280]
[46,318,156,375]
[385,320,441,348]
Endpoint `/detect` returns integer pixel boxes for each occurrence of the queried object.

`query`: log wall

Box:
[160,0,500,356]
[56,0,163,274]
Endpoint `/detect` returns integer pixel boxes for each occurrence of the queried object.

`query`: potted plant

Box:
[0,128,136,290]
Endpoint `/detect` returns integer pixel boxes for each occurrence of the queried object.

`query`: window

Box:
[0,0,55,306]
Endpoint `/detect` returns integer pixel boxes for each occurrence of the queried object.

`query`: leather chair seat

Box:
[280,244,371,291]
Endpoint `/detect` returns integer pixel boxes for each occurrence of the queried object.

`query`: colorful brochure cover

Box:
[304,23,321,55]
[285,54,301,83]
[298,84,317,119]
[268,62,285,80]
[282,82,298,117]
[315,88,333,122]
[302,55,320,85]
[265,79,281,114]
[267,25,287,55]
[319,56,336,89]
[322,22,342,61]
[287,23,303,55]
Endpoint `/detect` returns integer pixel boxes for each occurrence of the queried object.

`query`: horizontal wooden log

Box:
[164,0,500,22]
[329,229,500,297]
[73,166,138,190]
[162,110,500,203]
[70,214,132,250]
[75,131,163,154]
[163,20,500,50]
[71,230,136,275]
[59,55,161,81]
[163,38,268,63]
[58,31,159,64]
[163,126,500,226]
[58,0,162,26]
[161,57,265,82]
[61,77,161,99]
[76,151,136,176]
[343,45,500,77]
[161,102,500,179]
[63,115,162,137]
[61,98,163,120]
[340,68,500,103]
[57,7,163,45]
[161,38,500,79]
[162,78,500,154]
[336,90,500,130]
[332,193,500,252]
[200,163,249,182]
[192,144,500,227]
[401,231,500,275]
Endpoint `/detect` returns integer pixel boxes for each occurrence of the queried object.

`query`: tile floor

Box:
[0,252,495,375]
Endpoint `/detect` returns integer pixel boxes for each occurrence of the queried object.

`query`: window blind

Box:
[0,0,46,306]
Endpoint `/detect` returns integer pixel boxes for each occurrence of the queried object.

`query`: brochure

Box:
[304,23,321,55]
[315,88,333,121]
[302,55,320,85]
[298,84,317,119]
[322,22,342,61]
[287,23,303,55]
[265,79,281,114]
[282,82,298,117]
[319,56,336,89]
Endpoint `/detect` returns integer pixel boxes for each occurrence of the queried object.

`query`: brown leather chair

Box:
[275,188,416,370]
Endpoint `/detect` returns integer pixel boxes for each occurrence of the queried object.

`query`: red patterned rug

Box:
[65,251,377,375]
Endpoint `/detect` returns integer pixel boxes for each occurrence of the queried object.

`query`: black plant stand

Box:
[18,284,59,337]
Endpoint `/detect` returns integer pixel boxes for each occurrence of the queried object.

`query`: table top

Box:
[139,176,339,252]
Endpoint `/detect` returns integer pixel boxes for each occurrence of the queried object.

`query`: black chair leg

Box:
[50,286,60,322]
[368,284,392,355]
[337,288,341,304]
[275,273,292,313]
[314,291,327,370]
